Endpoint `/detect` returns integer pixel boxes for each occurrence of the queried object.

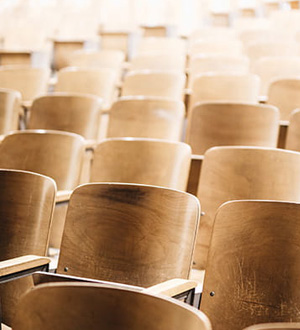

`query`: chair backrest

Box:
[185,102,279,155]
[28,93,102,140]
[245,42,298,66]
[129,53,186,72]
[13,282,211,330]
[53,39,85,70]
[189,40,243,57]
[58,183,199,286]
[267,78,300,121]
[253,57,300,96]
[68,49,125,70]
[189,27,237,45]
[136,37,186,56]
[55,67,118,109]
[0,88,21,134]
[0,169,56,259]
[0,66,50,103]
[0,130,85,190]
[107,96,185,141]
[195,146,300,269]
[190,73,260,108]
[121,70,186,100]
[90,138,191,191]
[286,109,300,151]
[201,200,300,330]
[243,323,300,330]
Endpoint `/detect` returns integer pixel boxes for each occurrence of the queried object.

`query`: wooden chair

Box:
[0,88,21,134]
[243,323,300,330]
[129,53,186,72]
[68,49,125,70]
[253,57,300,96]
[27,93,102,140]
[201,200,300,330]
[57,182,199,286]
[52,39,85,70]
[244,322,300,330]
[13,282,211,330]
[189,40,243,58]
[190,73,260,109]
[107,96,185,141]
[186,102,279,155]
[90,138,191,191]
[195,146,300,269]
[135,37,186,56]
[0,130,85,248]
[0,169,56,326]
[121,70,186,101]
[267,78,300,121]
[55,67,118,109]
[245,42,298,68]
[0,66,50,104]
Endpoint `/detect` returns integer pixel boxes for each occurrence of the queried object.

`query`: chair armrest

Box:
[0,255,50,277]
[56,190,72,203]
[144,278,198,297]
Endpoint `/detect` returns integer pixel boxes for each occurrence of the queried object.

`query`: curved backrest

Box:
[185,102,279,155]
[0,130,85,190]
[28,93,102,139]
[107,96,185,141]
[13,282,211,330]
[190,73,260,108]
[0,88,21,134]
[245,42,298,64]
[53,40,85,70]
[243,323,300,330]
[58,183,199,286]
[136,37,186,56]
[286,109,300,151]
[121,70,186,100]
[55,67,118,109]
[0,66,50,102]
[0,169,56,259]
[90,138,191,191]
[68,49,125,69]
[195,146,300,269]
[253,57,300,96]
[201,200,300,330]
[268,78,300,121]
[130,53,186,72]
[189,40,243,57]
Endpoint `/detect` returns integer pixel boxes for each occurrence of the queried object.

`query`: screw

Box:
[210,291,215,297]
[64,267,68,272]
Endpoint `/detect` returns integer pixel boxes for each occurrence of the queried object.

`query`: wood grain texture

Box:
[195,146,300,269]
[0,66,50,102]
[107,96,185,141]
[58,183,200,287]
[28,93,102,140]
[268,79,300,121]
[0,130,85,190]
[0,88,21,134]
[201,200,300,330]
[55,67,118,109]
[186,102,279,155]
[13,282,211,330]
[190,73,260,109]
[90,138,191,191]
[0,169,56,325]
[243,323,300,330]
[121,71,186,100]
